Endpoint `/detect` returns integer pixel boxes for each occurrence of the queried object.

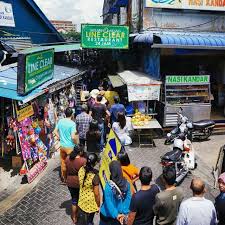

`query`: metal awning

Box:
[108,75,125,88]
[134,32,225,50]
[118,70,162,85]
[0,64,85,104]
[20,43,81,54]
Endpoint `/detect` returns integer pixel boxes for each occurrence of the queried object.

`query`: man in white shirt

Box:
[176,178,217,225]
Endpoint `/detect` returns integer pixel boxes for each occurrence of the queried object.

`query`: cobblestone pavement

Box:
[0,138,220,225]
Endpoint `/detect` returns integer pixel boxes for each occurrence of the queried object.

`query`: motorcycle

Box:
[161,137,196,184]
[165,108,215,145]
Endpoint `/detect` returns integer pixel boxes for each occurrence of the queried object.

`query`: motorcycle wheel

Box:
[196,128,212,141]
[164,139,173,145]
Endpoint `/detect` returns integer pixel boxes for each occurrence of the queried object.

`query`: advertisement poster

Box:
[99,129,123,189]
[17,49,54,95]
[0,2,15,27]
[81,24,129,49]
[127,85,161,101]
[16,103,34,122]
[145,0,225,11]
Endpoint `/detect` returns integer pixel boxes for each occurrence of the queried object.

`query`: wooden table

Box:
[132,119,162,147]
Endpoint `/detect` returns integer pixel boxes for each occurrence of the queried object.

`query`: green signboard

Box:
[18,49,54,95]
[81,24,129,49]
[166,75,210,84]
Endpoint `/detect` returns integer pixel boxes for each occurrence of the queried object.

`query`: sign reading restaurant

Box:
[145,0,225,11]
[17,49,54,95]
[81,24,129,49]
[166,75,210,84]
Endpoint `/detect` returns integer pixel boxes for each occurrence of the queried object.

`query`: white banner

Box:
[127,85,161,102]
[0,2,15,27]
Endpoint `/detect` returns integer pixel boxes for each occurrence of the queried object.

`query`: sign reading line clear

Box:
[81,24,129,49]
[17,49,54,95]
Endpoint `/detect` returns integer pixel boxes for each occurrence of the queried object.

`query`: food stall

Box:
[117,70,162,147]
[164,75,211,127]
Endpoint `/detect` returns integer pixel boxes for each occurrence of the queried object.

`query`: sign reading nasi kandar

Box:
[17,49,54,95]
[81,24,129,49]
[166,75,210,84]
[0,1,15,27]
[145,0,225,11]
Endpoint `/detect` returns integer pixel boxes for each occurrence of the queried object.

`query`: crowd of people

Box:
[51,81,225,225]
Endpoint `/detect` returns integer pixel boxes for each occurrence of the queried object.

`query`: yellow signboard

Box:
[16,103,34,122]
[145,0,225,11]
[99,129,123,189]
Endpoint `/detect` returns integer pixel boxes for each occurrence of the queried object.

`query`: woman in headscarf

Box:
[100,160,131,225]
[215,172,225,225]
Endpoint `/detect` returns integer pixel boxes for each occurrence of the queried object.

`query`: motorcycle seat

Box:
[162,149,182,162]
[193,120,215,129]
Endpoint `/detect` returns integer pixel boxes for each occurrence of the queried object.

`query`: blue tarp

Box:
[134,32,225,49]
[0,65,81,103]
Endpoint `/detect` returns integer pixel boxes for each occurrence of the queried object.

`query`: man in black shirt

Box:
[89,94,110,151]
[127,167,160,225]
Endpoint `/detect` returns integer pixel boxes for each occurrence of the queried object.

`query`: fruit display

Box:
[131,112,152,126]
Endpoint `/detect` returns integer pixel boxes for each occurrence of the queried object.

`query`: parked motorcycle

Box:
[165,108,215,144]
[161,137,196,184]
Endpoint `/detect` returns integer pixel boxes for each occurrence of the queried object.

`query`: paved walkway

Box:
[0,136,222,225]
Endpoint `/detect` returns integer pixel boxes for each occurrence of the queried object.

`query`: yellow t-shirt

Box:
[78,166,99,213]
[104,91,119,107]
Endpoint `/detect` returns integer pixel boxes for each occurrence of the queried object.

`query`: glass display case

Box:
[164,75,211,127]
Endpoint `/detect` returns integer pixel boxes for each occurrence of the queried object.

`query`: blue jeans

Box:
[98,123,105,151]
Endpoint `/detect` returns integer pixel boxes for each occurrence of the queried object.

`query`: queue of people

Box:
[52,82,225,225]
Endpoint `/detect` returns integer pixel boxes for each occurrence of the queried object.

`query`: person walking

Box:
[89,94,110,151]
[110,96,125,124]
[65,146,87,224]
[127,167,160,225]
[76,104,92,147]
[112,112,132,146]
[86,120,101,155]
[176,178,217,225]
[53,107,79,183]
[100,160,131,225]
[77,153,100,225]
[215,172,225,225]
[104,85,119,108]
[117,151,139,195]
[154,167,184,225]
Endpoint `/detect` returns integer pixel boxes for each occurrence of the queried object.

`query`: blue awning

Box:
[108,6,119,14]
[134,32,225,50]
[0,64,84,104]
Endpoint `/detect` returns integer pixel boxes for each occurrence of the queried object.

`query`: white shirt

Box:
[176,197,217,225]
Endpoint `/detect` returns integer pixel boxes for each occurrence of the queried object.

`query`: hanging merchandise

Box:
[5,117,17,152]
[68,84,77,108]
[18,117,48,183]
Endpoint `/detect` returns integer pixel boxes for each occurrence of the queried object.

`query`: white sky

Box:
[34,0,104,31]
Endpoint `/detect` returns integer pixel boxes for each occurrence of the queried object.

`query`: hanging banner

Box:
[145,0,225,11]
[99,129,123,189]
[127,84,161,101]
[17,49,54,95]
[0,2,15,27]
[81,24,129,49]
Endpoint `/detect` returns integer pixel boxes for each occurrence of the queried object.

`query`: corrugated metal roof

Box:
[134,31,225,50]
[0,64,83,104]
[0,37,33,51]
